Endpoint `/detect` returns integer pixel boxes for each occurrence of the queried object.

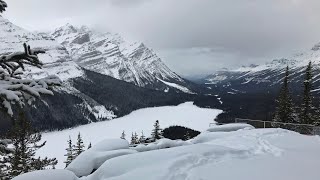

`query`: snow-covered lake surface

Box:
[17,125,320,180]
[37,102,223,168]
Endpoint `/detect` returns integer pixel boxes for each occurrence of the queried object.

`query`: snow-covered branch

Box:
[0,44,61,116]
[0,139,12,155]
[0,0,7,13]
[0,43,45,78]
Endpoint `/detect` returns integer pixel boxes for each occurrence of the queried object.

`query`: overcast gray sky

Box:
[3,0,320,77]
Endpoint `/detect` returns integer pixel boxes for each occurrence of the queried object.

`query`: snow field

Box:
[37,102,222,168]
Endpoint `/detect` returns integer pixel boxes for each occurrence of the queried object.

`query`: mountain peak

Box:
[50,25,190,92]
[0,17,83,81]
[52,23,78,38]
[311,42,320,51]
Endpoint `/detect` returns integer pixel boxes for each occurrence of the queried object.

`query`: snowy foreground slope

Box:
[15,124,320,180]
[37,102,222,168]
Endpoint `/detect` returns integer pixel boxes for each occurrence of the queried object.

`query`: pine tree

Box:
[120,131,126,140]
[151,120,163,142]
[139,131,146,144]
[0,139,12,179]
[0,43,61,116]
[88,142,92,149]
[73,133,85,157]
[2,112,57,179]
[0,2,60,117]
[130,132,138,145]
[300,61,316,125]
[273,66,297,125]
[135,132,139,144]
[0,0,7,13]
[64,136,74,168]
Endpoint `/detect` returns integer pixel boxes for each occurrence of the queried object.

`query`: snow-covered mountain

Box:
[203,43,320,94]
[0,16,194,133]
[0,17,83,81]
[51,24,194,93]
[0,16,115,128]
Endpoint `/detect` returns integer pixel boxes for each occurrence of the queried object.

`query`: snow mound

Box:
[12,169,78,180]
[67,139,136,177]
[90,139,129,151]
[67,149,136,177]
[14,128,320,180]
[207,123,254,132]
[86,144,246,180]
[133,138,191,152]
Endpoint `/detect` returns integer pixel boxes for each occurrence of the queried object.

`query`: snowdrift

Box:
[13,125,320,180]
[66,139,137,177]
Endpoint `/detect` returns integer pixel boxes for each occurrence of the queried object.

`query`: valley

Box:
[1,1,320,179]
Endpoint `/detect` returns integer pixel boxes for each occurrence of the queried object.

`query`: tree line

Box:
[121,120,164,145]
[120,120,200,146]
[273,62,320,133]
[64,133,91,167]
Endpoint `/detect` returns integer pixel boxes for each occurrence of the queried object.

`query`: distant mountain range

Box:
[197,43,320,122]
[201,43,320,94]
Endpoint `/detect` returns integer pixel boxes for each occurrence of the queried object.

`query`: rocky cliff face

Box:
[51,24,195,93]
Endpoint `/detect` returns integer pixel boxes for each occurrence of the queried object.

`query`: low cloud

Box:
[4,0,320,76]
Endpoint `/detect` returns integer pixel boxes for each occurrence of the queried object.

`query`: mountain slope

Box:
[51,24,195,93]
[203,44,320,94]
[195,43,320,123]
[0,17,196,134]
[0,16,83,81]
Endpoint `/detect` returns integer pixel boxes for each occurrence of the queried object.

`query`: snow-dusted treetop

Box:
[0,0,7,13]
[0,139,12,155]
[0,43,61,116]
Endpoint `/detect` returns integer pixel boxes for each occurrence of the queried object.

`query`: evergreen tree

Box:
[73,133,85,157]
[300,61,316,125]
[2,112,57,179]
[134,132,139,144]
[139,131,146,144]
[151,120,163,141]
[0,3,60,117]
[88,142,92,149]
[120,131,126,140]
[64,136,74,168]
[0,139,12,179]
[0,0,7,13]
[273,66,297,124]
[0,3,59,178]
[130,132,138,145]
